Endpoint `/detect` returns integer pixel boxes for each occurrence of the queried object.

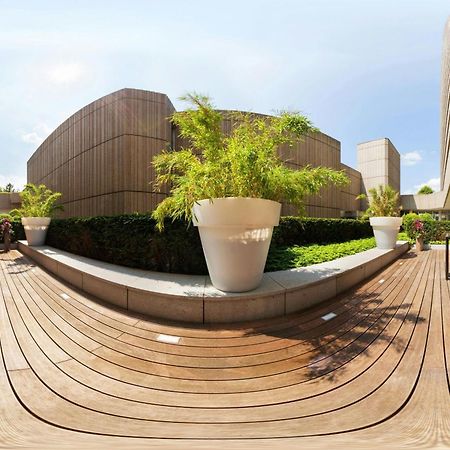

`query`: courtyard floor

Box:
[0,249,449,449]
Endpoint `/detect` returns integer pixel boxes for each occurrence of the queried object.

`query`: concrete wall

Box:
[339,163,362,215]
[357,138,400,209]
[0,192,21,215]
[440,17,450,193]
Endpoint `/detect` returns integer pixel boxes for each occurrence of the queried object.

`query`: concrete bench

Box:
[18,240,409,324]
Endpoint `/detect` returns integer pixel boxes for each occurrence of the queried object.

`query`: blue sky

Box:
[0,0,448,194]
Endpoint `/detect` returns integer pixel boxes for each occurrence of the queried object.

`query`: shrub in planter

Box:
[10,183,63,246]
[152,94,349,291]
[403,212,435,247]
[358,185,402,250]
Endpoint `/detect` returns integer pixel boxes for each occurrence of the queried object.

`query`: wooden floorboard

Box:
[0,248,448,448]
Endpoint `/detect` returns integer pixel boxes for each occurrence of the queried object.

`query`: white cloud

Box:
[47,62,85,84]
[0,174,27,191]
[414,177,441,193]
[21,123,52,146]
[401,151,422,166]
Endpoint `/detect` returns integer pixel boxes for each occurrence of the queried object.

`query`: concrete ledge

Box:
[17,240,409,324]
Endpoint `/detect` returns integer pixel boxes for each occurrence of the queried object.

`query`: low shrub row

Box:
[45,215,208,275]
[402,213,450,242]
[271,217,373,246]
[266,237,376,271]
[8,214,375,274]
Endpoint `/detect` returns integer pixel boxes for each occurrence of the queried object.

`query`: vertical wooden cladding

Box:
[27,89,175,218]
[339,163,362,213]
[27,89,362,219]
[279,131,342,217]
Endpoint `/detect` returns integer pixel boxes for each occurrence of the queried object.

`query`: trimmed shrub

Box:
[272,217,373,246]
[46,215,208,275]
[431,220,450,241]
[402,213,436,243]
[30,214,375,275]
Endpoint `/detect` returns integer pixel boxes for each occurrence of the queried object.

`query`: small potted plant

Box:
[412,219,425,251]
[10,183,62,246]
[152,94,349,292]
[0,218,13,252]
[358,185,402,250]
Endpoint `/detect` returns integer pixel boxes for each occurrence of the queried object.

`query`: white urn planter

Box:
[192,197,281,292]
[21,217,51,246]
[369,217,402,250]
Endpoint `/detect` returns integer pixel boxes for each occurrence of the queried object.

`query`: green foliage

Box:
[152,93,349,229]
[266,237,376,271]
[271,217,373,246]
[43,214,375,274]
[358,184,401,217]
[10,183,63,218]
[432,221,450,241]
[0,183,17,192]
[402,212,435,243]
[46,215,208,274]
[417,185,434,195]
[0,217,23,242]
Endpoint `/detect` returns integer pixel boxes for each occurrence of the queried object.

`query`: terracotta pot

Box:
[416,236,424,252]
[3,232,11,252]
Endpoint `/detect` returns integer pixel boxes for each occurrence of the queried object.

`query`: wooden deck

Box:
[0,249,449,449]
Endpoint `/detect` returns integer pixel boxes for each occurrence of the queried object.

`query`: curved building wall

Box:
[441,17,450,192]
[28,88,361,218]
[28,89,175,217]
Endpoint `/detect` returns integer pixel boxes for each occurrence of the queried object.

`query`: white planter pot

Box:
[21,217,51,246]
[369,217,402,250]
[192,197,281,292]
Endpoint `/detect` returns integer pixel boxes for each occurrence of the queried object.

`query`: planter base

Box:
[370,217,403,250]
[193,197,281,292]
[21,217,51,246]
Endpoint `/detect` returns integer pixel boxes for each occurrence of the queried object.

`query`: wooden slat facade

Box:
[27,88,361,218]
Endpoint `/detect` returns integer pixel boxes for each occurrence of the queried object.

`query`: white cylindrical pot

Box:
[369,217,402,250]
[21,217,51,246]
[192,197,281,292]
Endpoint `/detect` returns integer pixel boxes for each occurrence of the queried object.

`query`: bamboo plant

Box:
[152,94,349,229]
[10,183,63,218]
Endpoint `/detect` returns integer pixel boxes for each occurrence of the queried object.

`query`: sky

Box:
[0,0,449,194]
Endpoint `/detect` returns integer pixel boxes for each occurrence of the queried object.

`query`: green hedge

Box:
[46,215,208,275]
[10,214,374,274]
[271,217,373,246]
[402,214,450,242]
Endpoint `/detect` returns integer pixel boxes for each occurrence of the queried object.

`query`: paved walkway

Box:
[0,249,449,449]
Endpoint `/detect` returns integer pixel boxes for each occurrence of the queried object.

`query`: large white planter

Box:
[192,197,281,292]
[21,217,51,246]
[369,217,402,250]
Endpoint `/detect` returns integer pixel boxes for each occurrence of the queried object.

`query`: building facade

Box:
[24,17,450,220]
[400,16,450,216]
[0,193,21,215]
[357,138,400,210]
[27,88,368,219]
